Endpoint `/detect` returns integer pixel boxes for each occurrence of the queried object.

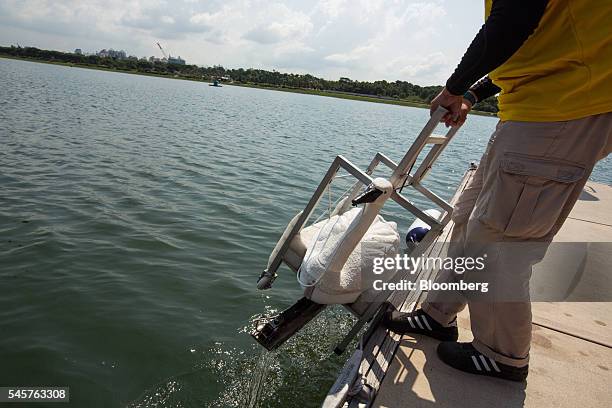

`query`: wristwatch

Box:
[463,90,477,106]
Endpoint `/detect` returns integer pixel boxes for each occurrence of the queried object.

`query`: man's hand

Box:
[454,100,473,127]
[430,87,463,127]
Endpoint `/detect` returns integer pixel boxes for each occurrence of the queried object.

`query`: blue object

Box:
[406,226,429,245]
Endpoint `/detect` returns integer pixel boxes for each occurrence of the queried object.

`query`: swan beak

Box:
[352,186,384,206]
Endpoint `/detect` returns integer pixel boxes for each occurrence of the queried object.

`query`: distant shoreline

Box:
[0,55,496,117]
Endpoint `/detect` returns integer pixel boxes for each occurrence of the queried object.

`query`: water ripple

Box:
[1,57,610,408]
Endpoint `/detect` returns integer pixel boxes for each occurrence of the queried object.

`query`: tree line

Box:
[0,45,498,113]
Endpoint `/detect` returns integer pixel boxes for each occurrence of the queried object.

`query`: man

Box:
[384,0,612,382]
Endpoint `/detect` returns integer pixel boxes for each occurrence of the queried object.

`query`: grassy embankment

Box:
[0,54,496,117]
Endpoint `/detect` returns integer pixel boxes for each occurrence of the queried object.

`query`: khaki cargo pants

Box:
[422,112,612,367]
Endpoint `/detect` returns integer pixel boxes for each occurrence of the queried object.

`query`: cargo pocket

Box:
[476,153,585,238]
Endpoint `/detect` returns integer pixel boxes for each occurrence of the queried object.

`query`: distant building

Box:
[74,48,83,55]
[167,55,186,65]
[147,54,185,64]
[339,77,352,83]
[97,49,127,59]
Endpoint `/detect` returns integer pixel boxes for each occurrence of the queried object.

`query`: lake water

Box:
[1,58,610,407]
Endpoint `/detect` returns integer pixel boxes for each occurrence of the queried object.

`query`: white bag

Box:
[298,207,400,305]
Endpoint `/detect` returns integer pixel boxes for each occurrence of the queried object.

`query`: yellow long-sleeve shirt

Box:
[485,0,612,122]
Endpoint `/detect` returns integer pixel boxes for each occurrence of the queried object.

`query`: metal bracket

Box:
[254,107,464,357]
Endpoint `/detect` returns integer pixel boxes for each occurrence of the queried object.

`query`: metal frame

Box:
[256,106,463,352]
[258,155,374,289]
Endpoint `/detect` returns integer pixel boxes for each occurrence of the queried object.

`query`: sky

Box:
[0,0,485,86]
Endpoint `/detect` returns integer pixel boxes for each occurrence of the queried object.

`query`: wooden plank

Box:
[373,300,612,408]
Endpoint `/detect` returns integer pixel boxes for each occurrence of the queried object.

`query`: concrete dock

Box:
[372,180,612,408]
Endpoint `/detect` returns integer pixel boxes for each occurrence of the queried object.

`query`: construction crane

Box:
[155,42,186,65]
[156,42,168,59]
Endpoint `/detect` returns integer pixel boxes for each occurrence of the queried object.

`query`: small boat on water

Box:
[209,79,222,87]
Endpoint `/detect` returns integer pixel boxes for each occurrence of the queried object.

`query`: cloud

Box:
[244,19,311,44]
[316,0,348,18]
[0,0,132,44]
[324,44,374,64]
[120,2,217,39]
[0,0,482,85]
[189,12,218,27]
[390,52,451,83]
[243,5,312,45]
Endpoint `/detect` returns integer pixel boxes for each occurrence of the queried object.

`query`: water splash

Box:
[246,349,276,408]
[207,306,358,408]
